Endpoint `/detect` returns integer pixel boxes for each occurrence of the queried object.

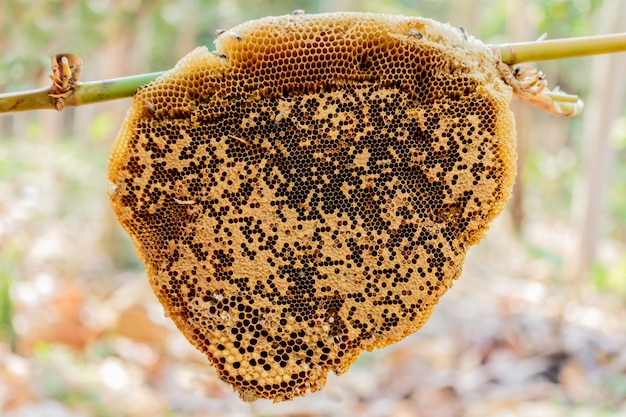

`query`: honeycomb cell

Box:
[108,12,516,402]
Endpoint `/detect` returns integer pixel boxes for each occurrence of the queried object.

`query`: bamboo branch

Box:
[0,72,164,113]
[1,32,625,114]
[496,33,626,65]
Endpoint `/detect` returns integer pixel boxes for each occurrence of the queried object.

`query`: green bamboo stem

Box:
[1,32,625,114]
[0,72,163,113]
[497,32,626,64]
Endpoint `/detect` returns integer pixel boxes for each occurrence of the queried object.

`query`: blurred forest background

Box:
[1,0,626,416]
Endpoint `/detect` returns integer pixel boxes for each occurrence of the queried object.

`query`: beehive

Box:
[108,12,516,402]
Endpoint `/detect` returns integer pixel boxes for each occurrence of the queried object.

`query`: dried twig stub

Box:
[496,60,584,116]
[49,53,83,110]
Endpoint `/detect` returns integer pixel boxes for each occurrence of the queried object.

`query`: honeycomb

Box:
[108,12,516,402]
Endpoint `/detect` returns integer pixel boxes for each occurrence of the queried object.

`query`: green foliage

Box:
[0,255,17,350]
[591,256,626,294]
[526,243,564,270]
[535,0,606,38]
[522,146,578,218]
[87,112,116,143]
[32,343,119,417]
[609,116,626,237]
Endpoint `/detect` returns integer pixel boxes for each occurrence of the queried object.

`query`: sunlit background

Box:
[1,0,625,416]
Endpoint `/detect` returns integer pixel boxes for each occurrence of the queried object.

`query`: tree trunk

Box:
[567,0,626,291]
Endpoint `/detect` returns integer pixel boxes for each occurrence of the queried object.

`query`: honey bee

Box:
[407,29,423,39]
[459,26,469,41]
[211,51,228,60]
[143,100,156,116]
